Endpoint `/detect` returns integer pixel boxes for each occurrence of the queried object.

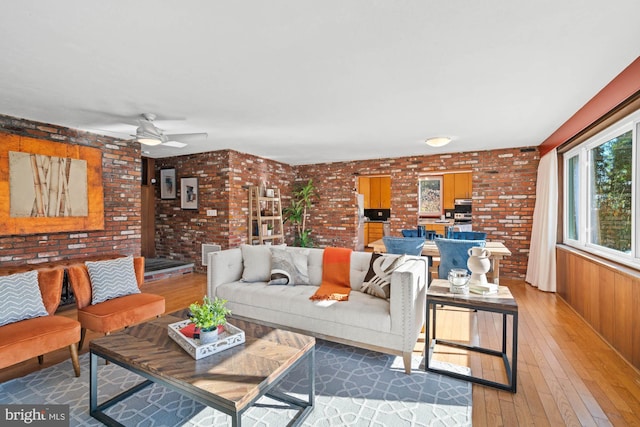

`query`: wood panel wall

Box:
[556,245,640,370]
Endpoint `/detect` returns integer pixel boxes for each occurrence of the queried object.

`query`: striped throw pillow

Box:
[86,257,140,305]
[0,270,49,327]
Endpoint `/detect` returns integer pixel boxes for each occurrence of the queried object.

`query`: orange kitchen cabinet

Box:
[380,176,391,208]
[455,173,471,199]
[443,174,455,210]
[359,177,371,209]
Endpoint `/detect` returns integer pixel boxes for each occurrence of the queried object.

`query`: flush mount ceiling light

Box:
[425,137,452,147]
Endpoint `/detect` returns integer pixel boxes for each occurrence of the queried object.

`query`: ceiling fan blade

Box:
[162,140,188,148]
[165,132,208,141]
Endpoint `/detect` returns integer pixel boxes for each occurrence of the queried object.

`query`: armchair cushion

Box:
[0,270,48,327]
[0,315,80,370]
[86,256,140,304]
[76,293,166,334]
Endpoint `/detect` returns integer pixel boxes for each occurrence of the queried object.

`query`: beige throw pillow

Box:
[240,244,272,282]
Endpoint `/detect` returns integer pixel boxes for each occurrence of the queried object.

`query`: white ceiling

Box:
[1,1,639,165]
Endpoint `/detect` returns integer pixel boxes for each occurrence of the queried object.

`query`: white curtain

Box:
[525,149,558,292]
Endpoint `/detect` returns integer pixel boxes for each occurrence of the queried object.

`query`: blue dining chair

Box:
[423,230,442,240]
[401,229,419,237]
[434,237,486,279]
[383,236,426,256]
[448,231,487,240]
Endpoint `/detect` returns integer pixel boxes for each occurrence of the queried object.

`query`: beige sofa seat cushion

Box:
[217,281,391,332]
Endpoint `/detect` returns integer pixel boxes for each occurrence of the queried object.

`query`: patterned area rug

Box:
[0,340,471,426]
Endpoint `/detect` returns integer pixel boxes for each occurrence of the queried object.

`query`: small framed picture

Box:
[181,177,198,210]
[160,168,176,199]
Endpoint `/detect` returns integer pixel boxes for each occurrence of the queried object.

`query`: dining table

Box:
[368,238,512,284]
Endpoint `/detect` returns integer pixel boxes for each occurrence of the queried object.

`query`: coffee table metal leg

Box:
[89,352,97,415]
[265,348,315,426]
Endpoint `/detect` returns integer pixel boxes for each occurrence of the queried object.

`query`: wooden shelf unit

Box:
[248,186,285,245]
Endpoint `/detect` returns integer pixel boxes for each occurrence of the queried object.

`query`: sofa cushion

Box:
[240,245,272,282]
[361,253,407,299]
[217,281,391,332]
[268,247,310,285]
[86,256,140,305]
[0,270,49,327]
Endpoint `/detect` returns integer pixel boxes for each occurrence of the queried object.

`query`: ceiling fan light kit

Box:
[137,137,163,146]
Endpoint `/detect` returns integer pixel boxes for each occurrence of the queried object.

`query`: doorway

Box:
[358,175,391,249]
[141,157,156,258]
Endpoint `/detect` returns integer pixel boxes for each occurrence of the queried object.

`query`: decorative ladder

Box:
[248,186,285,245]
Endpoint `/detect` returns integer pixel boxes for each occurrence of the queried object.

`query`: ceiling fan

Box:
[133,113,206,148]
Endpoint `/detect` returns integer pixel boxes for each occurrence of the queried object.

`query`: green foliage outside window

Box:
[590,130,632,253]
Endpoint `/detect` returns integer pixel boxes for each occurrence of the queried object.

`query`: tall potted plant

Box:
[283,179,317,247]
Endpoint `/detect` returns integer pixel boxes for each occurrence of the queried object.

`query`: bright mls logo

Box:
[1,405,68,426]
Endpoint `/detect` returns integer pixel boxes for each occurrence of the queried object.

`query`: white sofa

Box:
[207,246,428,374]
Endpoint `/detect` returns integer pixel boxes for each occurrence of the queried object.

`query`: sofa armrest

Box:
[389,256,428,352]
[207,248,244,297]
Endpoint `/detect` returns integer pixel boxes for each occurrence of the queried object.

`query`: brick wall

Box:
[0,114,141,266]
[154,150,294,272]
[0,112,539,280]
[296,147,539,279]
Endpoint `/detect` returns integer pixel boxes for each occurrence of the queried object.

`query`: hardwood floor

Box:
[2,273,639,426]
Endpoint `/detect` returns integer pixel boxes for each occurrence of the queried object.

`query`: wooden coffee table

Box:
[89,311,315,426]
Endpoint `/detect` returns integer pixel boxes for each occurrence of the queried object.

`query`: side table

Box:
[425,279,518,393]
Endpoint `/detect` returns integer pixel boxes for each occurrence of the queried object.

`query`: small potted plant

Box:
[267,224,273,235]
[189,296,231,345]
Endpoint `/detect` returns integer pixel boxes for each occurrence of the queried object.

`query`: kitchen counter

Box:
[418,218,454,226]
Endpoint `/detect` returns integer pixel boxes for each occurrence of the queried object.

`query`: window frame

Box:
[562,109,640,268]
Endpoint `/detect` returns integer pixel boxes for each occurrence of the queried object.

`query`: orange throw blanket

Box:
[310,247,352,301]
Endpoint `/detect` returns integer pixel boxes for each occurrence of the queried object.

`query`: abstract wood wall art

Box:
[9,152,88,217]
[0,132,105,235]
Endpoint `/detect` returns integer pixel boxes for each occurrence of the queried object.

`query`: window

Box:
[563,109,639,267]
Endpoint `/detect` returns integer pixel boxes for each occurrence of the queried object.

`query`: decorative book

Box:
[469,283,498,295]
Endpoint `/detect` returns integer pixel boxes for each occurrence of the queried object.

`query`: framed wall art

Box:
[0,132,105,235]
[160,168,176,199]
[418,176,443,217]
[181,177,198,210]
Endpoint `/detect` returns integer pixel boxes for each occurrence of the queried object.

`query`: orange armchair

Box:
[67,256,165,350]
[0,268,81,376]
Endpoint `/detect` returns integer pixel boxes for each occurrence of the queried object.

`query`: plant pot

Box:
[197,327,219,345]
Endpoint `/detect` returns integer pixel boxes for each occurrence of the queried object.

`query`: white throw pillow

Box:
[268,247,310,285]
[240,244,272,282]
[0,270,49,327]
[86,256,140,305]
